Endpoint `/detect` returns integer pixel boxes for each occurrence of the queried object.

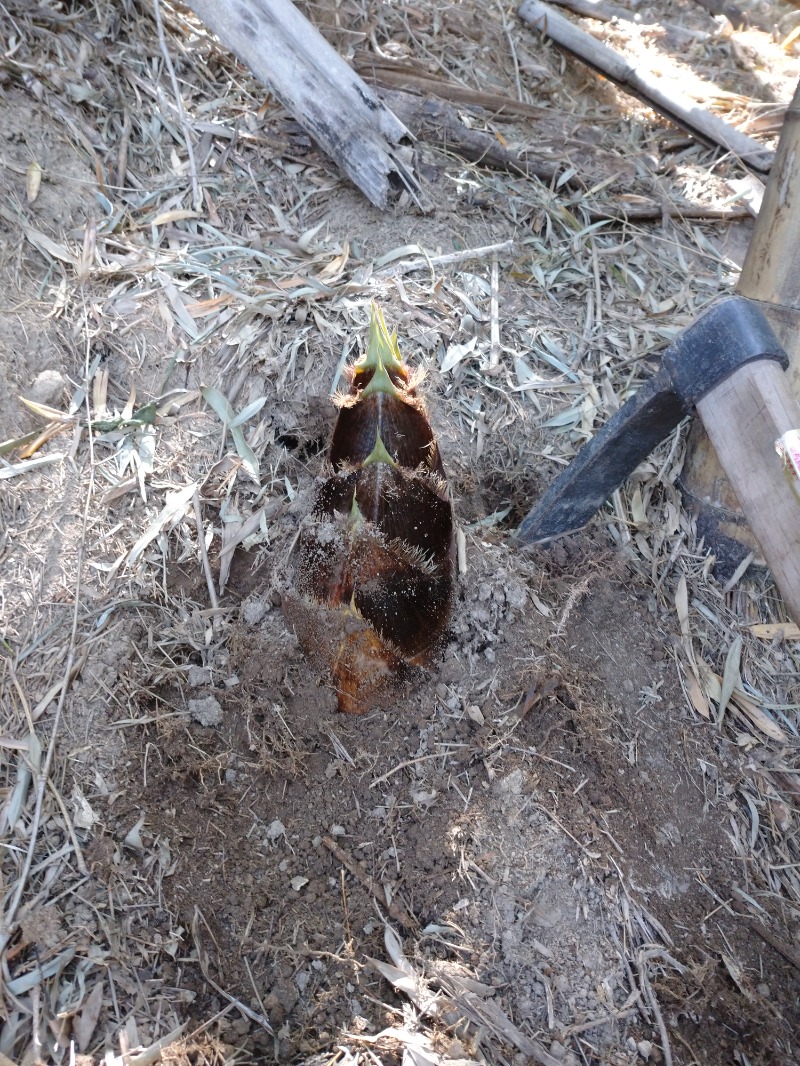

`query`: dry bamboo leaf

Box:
[700,662,722,703]
[229,396,267,428]
[675,574,695,665]
[369,951,435,1012]
[0,429,45,456]
[374,243,427,268]
[717,635,742,726]
[384,924,414,975]
[125,1024,188,1066]
[722,550,755,594]
[702,666,788,742]
[73,980,104,1052]
[0,731,40,835]
[18,423,69,459]
[298,219,327,252]
[442,337,478,373]
[727,175,764,216]
[185,293,233,315]
[126,482,197,566]
[6,947,76,995]
[23,225,76,265]
[150,208,203,226]
[101,477,140,505]
[456,525,467,574]
[629,485,647,528]
[680,663,710,720]
[201,385,260,483]
[124,813,146,850]
[316,243,350,283]
[157,272,199,338]
[71,784,99,830]
[720,953,754,1002]
[18,396,74,423]
[218,500,280,593]
[0,452,66,479]
[743,792,760,850]
[402,1045,438,1066]
[732,693,789,744]
[530,591,552,617]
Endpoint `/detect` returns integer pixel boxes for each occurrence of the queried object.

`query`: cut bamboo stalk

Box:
[186,0,420,209]
[517,0,773,171]
[545,0,714,44]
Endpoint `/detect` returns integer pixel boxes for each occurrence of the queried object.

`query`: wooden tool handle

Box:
[697,362,800,622]
[702,77,800,622]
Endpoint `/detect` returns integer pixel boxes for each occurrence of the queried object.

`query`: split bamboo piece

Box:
[186,0,420,209]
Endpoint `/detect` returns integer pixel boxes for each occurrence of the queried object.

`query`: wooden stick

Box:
[377,87,566,185]
[748,919,800,971]
[542,0,627,20]
[381,89,750,222]
[516,0,773,171]
[693,0,748,31]
[186,0,421,209]
[321,835,414,929]
[355,57,548,119]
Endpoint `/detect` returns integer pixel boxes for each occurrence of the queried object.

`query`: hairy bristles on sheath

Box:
[285,302,455,714]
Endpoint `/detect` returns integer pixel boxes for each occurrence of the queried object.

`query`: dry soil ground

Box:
[1,2,800,1065]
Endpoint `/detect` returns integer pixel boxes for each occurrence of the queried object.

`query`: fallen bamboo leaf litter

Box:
[0,1,799,1064]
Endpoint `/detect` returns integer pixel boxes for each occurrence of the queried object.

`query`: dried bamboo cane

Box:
[187,0,420,209]
[517,0,773,171]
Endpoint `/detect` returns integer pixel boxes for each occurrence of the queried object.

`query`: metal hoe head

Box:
[515,296,788,545]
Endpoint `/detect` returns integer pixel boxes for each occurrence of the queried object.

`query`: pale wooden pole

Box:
[517,0,773,170]
[185,0,420,209]
[695,364,800,621]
